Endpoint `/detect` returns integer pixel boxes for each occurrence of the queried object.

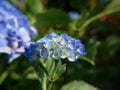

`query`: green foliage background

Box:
[0,0,120,90]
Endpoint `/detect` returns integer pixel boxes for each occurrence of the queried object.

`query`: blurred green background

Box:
[0,0,120,90]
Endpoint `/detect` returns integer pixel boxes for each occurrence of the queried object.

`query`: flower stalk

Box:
[24,32,86,90]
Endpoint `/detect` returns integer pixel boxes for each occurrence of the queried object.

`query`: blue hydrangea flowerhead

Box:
[0,0,37,63]
[68,11,80,20]
[24,32,86,62]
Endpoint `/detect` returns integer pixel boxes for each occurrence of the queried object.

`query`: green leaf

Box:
[98,35,119,56]
[79,56,95,65]
[10,72,21,80]
[0,70,9,85]
[53,61,66,81]
[33,62,44,79]
[79,0,120,35]
[61,81,99,90]
[55,60,62,72]
[35,9,70,29]
[86,41,99,60]
[46,58,55,76]
[80,40,100,65]
[56,63,66,77]
[30,0,44,14]
[33,61,48,79]
[26,71,38,80]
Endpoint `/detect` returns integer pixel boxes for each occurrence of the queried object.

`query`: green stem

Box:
[78,7,120,37]
[0,63,13,85]
[42,73,47,90]
[48,81,53,90]
[33,63,42,83]
[0,70,9,85]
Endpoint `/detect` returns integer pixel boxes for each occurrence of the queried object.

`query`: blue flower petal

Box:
[67,49,77,62]
[68,11,80,20]
[0,1,37,62]
[40,48,49,60]
[51,48,62,60]
[8,52,20,63]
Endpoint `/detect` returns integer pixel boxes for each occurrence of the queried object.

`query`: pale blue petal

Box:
[52,48,62,60]
[68,11,80,20]
[67,49,77,62]
[40,48,49,60]
[8,52,20,63]
[19,27,31,42]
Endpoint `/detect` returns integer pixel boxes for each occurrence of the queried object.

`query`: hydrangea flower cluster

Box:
[0,0,37,63]
[24,33,86,62]
[68,11,80,20]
